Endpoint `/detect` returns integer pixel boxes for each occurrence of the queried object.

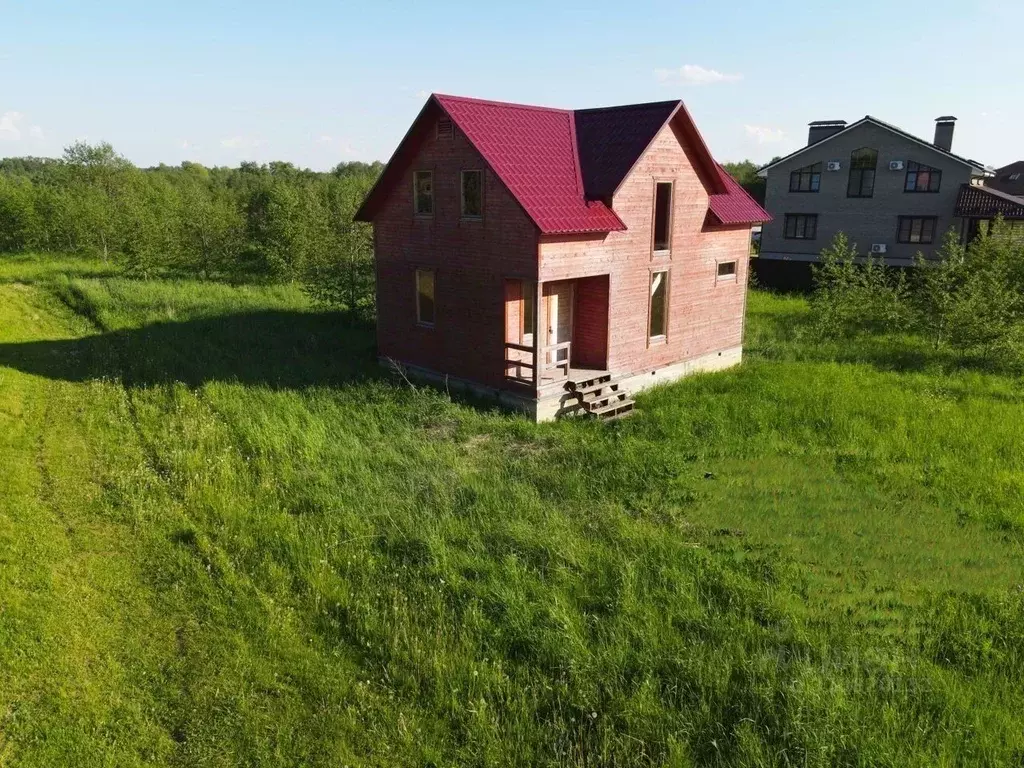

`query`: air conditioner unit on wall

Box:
[871,244,887,254]
[826,161,842,171]
[889,160,905,171]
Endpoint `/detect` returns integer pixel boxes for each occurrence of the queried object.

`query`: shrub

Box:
[810,232,913,338]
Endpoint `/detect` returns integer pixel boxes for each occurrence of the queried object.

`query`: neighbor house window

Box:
[897,216,937,244]
[784,214,818,240]
[416,269,435,325]
[717,261,737,279]
[649,270,669,339]
[847,148,878,198]
[461,170,483,218]
[905,161,941,193]
[653,182,673,253]
[789,162,822,192]
[413,170,433,216]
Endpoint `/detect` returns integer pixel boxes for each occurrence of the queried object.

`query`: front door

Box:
[545,281,574,366]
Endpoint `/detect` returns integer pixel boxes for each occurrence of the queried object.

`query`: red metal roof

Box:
[356,94,768,232]
[708,165,772,225]
[435,94,625,234]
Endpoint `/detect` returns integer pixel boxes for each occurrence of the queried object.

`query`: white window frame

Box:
[415,268,436,327]
[413,170,434,217]
[461,169,484,219]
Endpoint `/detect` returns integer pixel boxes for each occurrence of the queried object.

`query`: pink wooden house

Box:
[355,94,769,420]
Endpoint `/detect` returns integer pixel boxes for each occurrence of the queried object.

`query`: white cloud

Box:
[0,111,25,140]
[744,124,786,144]
[315,135,356,155]
[416,89,430,99]
[220,136,267,150]
[28,125,45,141]
[655,64,742,86]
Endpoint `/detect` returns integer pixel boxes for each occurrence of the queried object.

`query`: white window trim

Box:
[461,169,484,220]
[413,170,434,218]
[415,268,436,327]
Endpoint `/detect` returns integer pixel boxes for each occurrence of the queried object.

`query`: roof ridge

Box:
[566,110,585,198]
[432,93,570,115]
[573,99,682,116]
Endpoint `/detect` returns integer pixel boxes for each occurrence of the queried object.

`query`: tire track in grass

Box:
[0,283,182,764]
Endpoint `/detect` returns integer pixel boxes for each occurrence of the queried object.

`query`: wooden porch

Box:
[503,275,610,396]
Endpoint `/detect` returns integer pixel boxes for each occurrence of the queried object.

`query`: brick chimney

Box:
[934,116,956,152]
[807,120,847,145]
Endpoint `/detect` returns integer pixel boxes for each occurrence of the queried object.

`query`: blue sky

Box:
[1,0,1020,170]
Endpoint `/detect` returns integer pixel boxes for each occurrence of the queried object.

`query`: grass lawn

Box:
[1,254,1023,766]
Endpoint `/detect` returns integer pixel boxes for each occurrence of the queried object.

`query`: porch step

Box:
[587,398,637,420]
[564,374,637,421]
[569,376,615,396]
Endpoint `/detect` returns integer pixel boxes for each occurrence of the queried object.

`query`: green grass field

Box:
[2,255,1023,767]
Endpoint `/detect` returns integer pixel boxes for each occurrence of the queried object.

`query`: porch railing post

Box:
[533,280,542,392]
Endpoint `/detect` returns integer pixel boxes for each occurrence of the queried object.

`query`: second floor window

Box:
[790,162,822,192]
[461,170,483,218]
[653,182,673,253]
[897,216,937,244]
[784,213,818,240]
[905,161,941,193]
[847,148,877,198]
[414,170,433,216]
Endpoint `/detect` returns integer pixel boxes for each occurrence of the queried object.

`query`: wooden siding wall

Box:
[373,119,539,389]
[539,121,751,377]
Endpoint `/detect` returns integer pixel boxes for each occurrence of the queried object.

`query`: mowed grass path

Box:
[1,257,1024,766]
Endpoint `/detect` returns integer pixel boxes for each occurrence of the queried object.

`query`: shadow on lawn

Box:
[0,310,383,389]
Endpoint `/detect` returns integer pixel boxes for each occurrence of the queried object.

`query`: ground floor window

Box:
[649,270,669,340]
[784,213,817,240]
[717,261,737,279]
[897,216,937,244]
[416,268,435,325]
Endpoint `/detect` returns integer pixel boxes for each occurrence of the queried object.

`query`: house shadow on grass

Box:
[0,310,383,390]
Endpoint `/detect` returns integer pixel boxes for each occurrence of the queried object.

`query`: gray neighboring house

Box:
[757,116,991,266]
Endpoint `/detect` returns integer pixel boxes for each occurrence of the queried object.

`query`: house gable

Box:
[758,117,988,179]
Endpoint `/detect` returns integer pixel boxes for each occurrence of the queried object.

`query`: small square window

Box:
[416,269,435,325]
[461,170,483,218]
[413,170,433,216]
[717,261,737,279]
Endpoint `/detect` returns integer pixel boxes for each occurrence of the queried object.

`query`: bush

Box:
[812,221,1024,372]
[810,232,913,338]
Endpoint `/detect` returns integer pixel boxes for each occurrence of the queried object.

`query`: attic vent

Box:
[437,117,454,140]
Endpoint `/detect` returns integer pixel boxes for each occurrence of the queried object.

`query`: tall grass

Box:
[1,257,1023,766]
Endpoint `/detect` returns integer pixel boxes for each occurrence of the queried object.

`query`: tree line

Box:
[0,142,382,317]
[0,145,772,317]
